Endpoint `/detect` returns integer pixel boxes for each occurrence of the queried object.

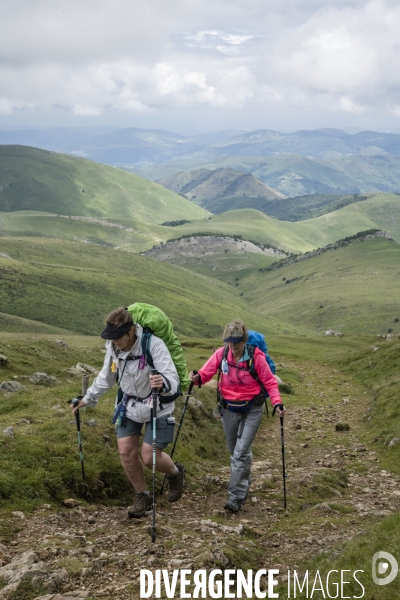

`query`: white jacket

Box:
[82,324,180,423]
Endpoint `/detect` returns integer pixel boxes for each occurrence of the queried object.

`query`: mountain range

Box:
[2,127,400,199]
[2,127,400,163]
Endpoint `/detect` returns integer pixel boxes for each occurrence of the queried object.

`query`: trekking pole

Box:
[159,376,198,495]
[67,375,90,500]
[273,405,287,509]
[150,369,159,543]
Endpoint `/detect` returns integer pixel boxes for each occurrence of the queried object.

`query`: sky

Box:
[1,0,400,133]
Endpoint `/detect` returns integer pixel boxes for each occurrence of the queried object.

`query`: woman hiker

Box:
[71,307,185,518]
[190,319,285,513]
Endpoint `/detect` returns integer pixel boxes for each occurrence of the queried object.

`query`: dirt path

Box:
[1,359,399,599]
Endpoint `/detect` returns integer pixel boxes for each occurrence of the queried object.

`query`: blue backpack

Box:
[247,330,276,374]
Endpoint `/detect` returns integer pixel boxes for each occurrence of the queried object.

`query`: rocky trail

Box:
[0,360,399,599]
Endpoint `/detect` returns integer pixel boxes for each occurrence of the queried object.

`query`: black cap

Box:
[101,321,133,340]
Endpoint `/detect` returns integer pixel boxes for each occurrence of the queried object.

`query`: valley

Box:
[1,133,400,599]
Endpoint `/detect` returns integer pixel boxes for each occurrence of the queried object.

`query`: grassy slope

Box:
[0,312,72,334]
[0,236,307,338]
[155,192,400,253]
[172,253,279,286]
[0,145,209,222]
[2,191,400,255]
[162,209,321,253]
[246,192,371,222]
[241,237,400,335]
[0,211,176,253]
[340,337,400,471]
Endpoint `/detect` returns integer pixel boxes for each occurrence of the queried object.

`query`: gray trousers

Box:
[221,402,264,504]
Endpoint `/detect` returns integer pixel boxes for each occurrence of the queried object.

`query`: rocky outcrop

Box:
[0,381,26,393]
[2,427,15,438]
[66,363,99,377]
[144,235,286,265]
[29,373,58,386]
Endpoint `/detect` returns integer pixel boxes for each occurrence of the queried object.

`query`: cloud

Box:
[1,0,400,129]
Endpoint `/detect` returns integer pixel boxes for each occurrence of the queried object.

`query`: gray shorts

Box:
[116,415,175,449]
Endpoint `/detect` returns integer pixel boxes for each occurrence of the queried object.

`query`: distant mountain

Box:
[3,127,400,199]
[253,153,400,197]
[2,126,400,168]
[157,167,285,213]
[0,145,209,223]
[147,153,400,198]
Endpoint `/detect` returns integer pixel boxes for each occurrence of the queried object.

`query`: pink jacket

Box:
[198,346,282,405]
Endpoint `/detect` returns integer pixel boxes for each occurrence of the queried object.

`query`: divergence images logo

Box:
[372,552,398,586]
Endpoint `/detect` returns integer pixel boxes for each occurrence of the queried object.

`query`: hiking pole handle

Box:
[150,369,160,393]
[192,370,201,388]
[272,403,284,417]
[70,397,83,430]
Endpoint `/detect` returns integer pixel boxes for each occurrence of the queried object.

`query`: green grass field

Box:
[0,145,209,222]
[2,191,400,255]
[0,211,177,253]
[0,236,308,338]
[240,237,400,335]
[149,192,400,253]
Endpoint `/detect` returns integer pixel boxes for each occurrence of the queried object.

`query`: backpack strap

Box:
[141,327,181,403]
[246,344,266,395]
[141,327,154,368]
[217,346,229,384]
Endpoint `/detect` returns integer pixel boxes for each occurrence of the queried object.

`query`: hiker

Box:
[190,319,285,513]
[70,307,185,518]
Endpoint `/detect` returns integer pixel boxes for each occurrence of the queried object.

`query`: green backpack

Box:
[126,302,190,390]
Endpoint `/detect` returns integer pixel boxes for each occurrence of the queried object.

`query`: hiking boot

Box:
[166,463,185,502]
[224,499,241,513]
[127,492,152,518]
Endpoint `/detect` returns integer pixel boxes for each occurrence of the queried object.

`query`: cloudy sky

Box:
[1,0,400,132]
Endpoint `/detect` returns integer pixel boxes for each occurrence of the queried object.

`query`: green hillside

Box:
[156,192,400,253]
[2,191,400,255]
[242,192,371,222]
[0,210,176,253]
[157,167,285,213]
[0,312,72,334]
[240,237,400,335]
[0,145,209,222]
[0,236,308,338]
